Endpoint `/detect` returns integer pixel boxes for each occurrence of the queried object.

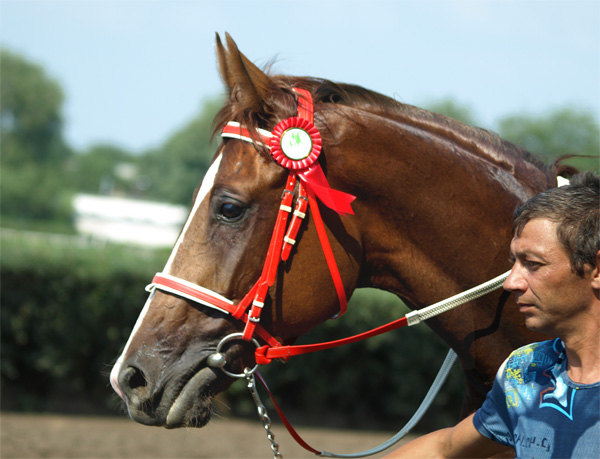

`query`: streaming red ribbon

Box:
[298,164,355,215]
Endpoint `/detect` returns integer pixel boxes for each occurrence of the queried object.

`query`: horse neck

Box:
[318,103,552,407]
[324,105,554,307]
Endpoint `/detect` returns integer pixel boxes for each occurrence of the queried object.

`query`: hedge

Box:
[1,230,168,412]
[1,230,464,431]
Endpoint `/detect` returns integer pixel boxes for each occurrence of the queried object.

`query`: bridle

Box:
[148,87,358,367]
[144,87,511,457]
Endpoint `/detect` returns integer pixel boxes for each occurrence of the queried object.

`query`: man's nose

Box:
[503,264,527,292]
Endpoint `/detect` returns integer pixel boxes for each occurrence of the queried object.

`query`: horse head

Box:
[110,34,362,428]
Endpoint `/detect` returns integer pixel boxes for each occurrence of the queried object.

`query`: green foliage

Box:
[1,164,74,222]
[1,49,74,226]
[139,97,223,205]
[0,50,66,164]
[1,231,169,412]
[498,107,600,172]
[72,144,138,195]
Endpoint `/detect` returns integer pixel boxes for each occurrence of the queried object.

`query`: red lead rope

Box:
[254,371,322,455]
[255,316,408,364]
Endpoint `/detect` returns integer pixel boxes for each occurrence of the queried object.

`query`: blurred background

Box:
[1,1,599,457]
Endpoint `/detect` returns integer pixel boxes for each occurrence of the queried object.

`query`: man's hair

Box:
[513,171,599,276]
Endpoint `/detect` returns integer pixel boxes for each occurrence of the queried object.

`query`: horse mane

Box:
[213,71,555,188]
[303,77,553,178]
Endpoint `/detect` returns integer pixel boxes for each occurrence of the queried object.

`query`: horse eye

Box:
[217,202,246,222]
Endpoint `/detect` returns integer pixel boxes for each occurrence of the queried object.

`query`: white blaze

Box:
[110,154,223,398]
[164,153,223,273]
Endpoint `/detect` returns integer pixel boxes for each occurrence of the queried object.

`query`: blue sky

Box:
[2,0,599,153]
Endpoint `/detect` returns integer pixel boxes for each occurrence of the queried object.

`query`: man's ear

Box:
[591,250,600,290]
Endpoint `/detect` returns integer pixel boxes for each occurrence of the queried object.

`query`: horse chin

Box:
[165,367,219,428]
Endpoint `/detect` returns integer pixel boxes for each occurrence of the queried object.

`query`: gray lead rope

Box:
[316,272,509,457]
[318,348,457,458]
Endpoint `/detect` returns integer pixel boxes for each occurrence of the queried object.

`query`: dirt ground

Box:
[1,412,414,458]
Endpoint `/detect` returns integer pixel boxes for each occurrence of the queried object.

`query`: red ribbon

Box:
[221,88,356,216]
[298,165,355,215]
[278,88,355,215]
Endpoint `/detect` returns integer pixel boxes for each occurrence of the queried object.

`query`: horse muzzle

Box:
[111,333,259,428]
[112,351,231,428]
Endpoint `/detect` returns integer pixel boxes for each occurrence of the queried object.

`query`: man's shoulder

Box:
[501,339,563,383]
[508,338,562,361]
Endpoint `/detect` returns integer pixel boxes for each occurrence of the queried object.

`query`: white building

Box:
[73,194,187,248]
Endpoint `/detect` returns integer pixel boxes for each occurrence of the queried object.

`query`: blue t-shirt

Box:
[473,339,599,458]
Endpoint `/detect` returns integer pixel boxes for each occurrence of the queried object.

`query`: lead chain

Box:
[244,369,282,459]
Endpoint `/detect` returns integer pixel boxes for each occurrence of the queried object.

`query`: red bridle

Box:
[149,88,359,362]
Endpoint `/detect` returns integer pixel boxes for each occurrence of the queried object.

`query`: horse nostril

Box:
[119,366,149,402]
[130,367,147,389]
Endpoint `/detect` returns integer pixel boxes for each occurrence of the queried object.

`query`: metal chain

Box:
[244,368,283,459]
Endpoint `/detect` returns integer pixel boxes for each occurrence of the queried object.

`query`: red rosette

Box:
[270,117,322,171]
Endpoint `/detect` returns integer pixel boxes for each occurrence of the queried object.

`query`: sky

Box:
[1,0,599,154]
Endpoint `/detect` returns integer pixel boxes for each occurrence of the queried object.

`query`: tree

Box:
[498,107,599,172]
[139,97,223,205]
[1,49,73,225]
[73,144,138,195]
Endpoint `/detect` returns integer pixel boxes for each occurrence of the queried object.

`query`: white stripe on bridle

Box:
[221,121,272,146]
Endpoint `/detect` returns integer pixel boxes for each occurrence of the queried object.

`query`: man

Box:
[386,172,599,458]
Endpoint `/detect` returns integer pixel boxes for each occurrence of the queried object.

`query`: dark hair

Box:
[513,171,599,276]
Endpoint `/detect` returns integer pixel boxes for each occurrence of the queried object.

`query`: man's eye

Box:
[217,202,246,222]
[524,260,542,270]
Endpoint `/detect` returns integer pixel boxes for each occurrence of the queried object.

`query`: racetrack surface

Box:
[1,412,413,458]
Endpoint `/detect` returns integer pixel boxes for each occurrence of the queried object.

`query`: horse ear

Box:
[215,33,233,90]
[216,33,274,108]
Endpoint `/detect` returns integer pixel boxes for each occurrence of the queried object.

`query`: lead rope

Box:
[248,349,457,458]
[318,349,457,458]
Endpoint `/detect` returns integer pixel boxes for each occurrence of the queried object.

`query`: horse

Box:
[110,33,560,432]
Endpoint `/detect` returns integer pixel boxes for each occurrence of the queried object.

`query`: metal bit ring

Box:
[208,332,260,379]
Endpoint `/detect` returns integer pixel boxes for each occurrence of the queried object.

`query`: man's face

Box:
[503,218,598,336]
